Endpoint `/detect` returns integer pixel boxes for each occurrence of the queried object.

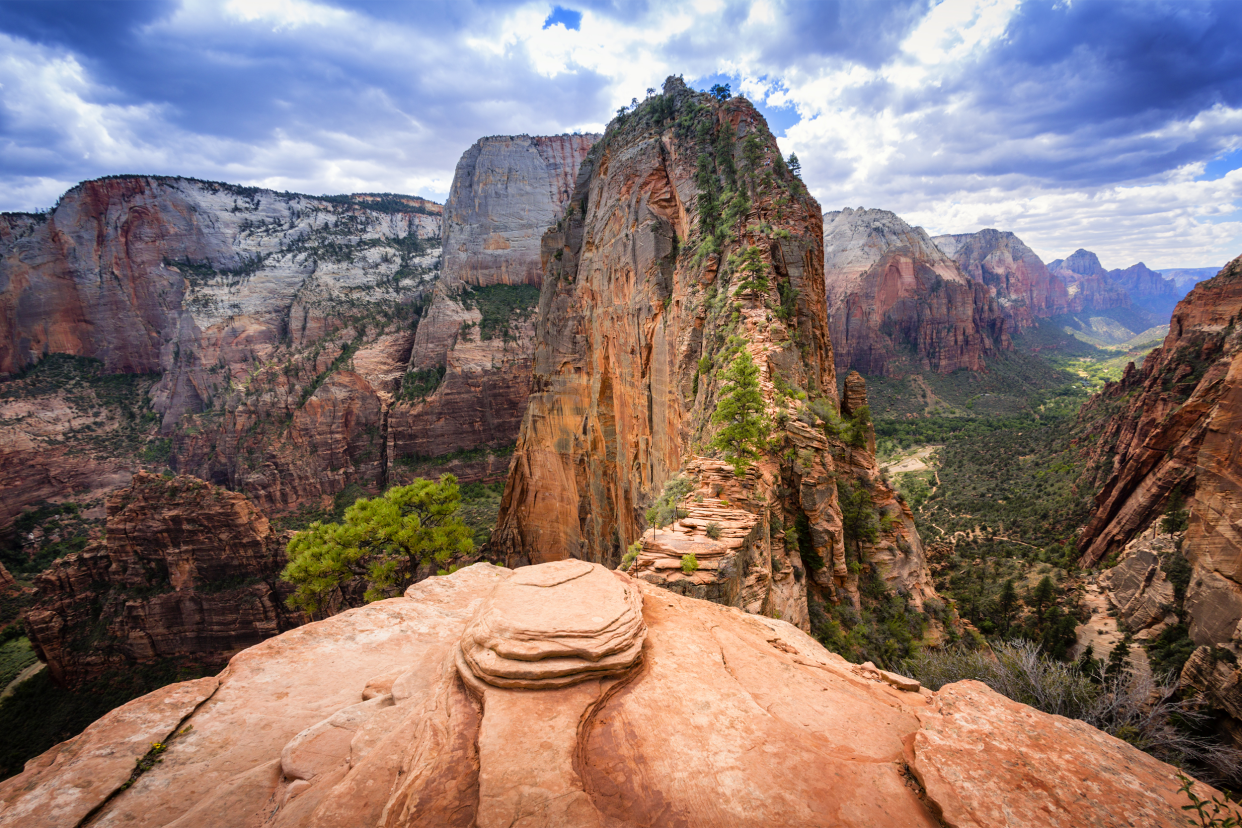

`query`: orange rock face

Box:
[491,79,934,628]
[23,472,302,686]
[0,561,1229,828]
[824,208,1011,377]
[1078,254,1242,739]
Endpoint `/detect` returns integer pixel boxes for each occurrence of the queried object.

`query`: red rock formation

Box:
[824,208,1011,377]
[23,472,302,686]
[1078,255,1242,739]
[491,79,935,628]
[933,228,1070,329]
[1110,261,1185,319]
[0,563,12,590]
[0,561,1231,828]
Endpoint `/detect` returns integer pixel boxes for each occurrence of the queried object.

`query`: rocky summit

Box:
[0,560,1229,828]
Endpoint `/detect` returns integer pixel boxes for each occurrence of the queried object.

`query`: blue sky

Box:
[1,0,1240,269]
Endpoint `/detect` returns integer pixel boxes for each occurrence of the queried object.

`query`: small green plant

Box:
[620,540,643,571]
[681,553,700,574]
[706,521,722,540]
[1178,772,1241,827]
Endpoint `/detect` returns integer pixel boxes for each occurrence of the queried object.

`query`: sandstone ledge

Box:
[2,561,1234,828]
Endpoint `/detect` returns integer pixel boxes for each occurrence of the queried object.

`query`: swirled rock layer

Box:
[459,559,645,689]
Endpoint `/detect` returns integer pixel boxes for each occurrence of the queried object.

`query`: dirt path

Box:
[1,660,44,700]
[1073,580,1150,680]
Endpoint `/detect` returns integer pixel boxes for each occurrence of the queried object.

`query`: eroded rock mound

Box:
[0,561,1230,828]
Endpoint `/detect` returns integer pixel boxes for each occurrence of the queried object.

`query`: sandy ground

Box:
[1073,580,1150,680]
[884,445,941,475]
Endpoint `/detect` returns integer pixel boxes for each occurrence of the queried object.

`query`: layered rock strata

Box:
[1078,255,1242,740]
[23,472,301,685]
[0,177,443,517]
[1110,261,1184,320]
[933,228,1070,329]
[1098,528,1181,641]
[0,561,1232,828]
[824,208,1011,377]
[491,79,935,628]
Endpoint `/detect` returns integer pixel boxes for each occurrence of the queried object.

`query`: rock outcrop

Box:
[933,228,1070,329]
[23,472,301,686]
[491,79,935,628]
[0,560,1231,828]
[1078,255,1242,739]
[441,135,600,288]
[1097,528,1181,640]
[824,208,1011,377]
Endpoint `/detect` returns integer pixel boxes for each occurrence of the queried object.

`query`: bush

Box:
[681,554,699,574]
[706,521,722,540]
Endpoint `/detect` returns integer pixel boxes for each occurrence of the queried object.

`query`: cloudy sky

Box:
[2,0,1240,270]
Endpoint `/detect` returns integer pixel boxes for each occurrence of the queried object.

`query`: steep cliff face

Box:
[1110,261,1184,320]
[440,134,600,288]
[823,208,1011,377]
[491,79,934,629]
[0,178,443,518]
[386,135,597,482]
[1077,255,1242,738]
[0,561,1230,828]
[24,472,301,686]
[933,228,1070,329]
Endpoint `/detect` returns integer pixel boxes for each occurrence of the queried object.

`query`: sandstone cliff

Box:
[0,561,1230,828]
[491,79,934,630]
[0,178,443,519]
[387,134,597,483]
[1078,255,1242,740]
[824,208,1011,377]
[1109,261,1185,320]
[23,472,301,686]
[440,135,600,288]
[933,228,1070,329]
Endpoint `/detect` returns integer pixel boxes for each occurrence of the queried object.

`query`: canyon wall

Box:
[823,208,1011,377]
[933,228,1070,329]
[1109,261,1184,320]
[440,134,600,288]
[0,178,442,521]
[1049,248,1139,316]
[24,472,301,686]
[387,134,597,483]
[1077,255,1242,738]
[491,79,935,629]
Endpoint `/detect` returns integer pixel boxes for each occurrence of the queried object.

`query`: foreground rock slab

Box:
[0,562,1232,827]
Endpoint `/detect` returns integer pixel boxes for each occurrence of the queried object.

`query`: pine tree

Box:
[787,152,802,178]
[997,578,1018,635]
[1030,575,1057,625]
[711,350,767,475]
[281,475,474,616]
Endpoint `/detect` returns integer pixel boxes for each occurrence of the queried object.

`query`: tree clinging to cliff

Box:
[711,349,767,475]
[281,474,474,615]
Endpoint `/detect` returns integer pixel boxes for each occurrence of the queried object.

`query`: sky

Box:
[1,0,1241,270]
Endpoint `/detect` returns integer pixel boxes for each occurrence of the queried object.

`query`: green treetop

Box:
[281,474,474,616]
[711,349,767,476]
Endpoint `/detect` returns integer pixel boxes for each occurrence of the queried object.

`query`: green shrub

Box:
[681,554,699,574]
[706,521,722,540]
